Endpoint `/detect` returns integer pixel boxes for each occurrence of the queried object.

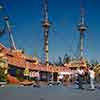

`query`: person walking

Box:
[89,67,95,90]
[33,71,40,87]
[77,67,84,89]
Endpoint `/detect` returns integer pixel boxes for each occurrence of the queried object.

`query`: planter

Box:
[19,80,33,86]
[0,82,7,87]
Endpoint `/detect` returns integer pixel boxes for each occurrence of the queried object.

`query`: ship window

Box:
[7,53,14,57]
[25,59,36,63]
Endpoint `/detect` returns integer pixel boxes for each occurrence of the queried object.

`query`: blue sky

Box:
[0,0,100,63]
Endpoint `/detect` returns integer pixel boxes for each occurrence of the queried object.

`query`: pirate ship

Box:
[0,0,87,83]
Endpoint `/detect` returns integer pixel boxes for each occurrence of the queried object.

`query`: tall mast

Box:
[4,16,16,50]
[78,0,87,60]
[42,0,51,66]
[0,4,16,49]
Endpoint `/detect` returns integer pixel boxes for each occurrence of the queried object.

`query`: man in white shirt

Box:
[89,67,95,90]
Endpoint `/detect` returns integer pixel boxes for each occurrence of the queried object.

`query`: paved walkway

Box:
[0,84,100,100]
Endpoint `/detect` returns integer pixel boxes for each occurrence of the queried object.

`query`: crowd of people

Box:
[57,66,96,90]
[72,67,95,90]
[23,66,96,90]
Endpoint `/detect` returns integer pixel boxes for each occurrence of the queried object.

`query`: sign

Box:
[24,68,29,76]
[29,71,39,78]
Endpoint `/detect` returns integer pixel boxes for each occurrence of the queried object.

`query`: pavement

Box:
[0,84,100,100]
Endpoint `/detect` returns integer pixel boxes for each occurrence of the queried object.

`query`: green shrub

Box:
[0,67,7,82]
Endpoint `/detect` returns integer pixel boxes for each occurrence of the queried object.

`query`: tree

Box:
[48,61,53,65]
[0,55,8,82]
[0,67,7,82]
[53,56,63,66]
[15,69,24,81]
[58,56,63,66]
[90,60,99,68]
[16,69,21,77]
[63,53,71,64]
